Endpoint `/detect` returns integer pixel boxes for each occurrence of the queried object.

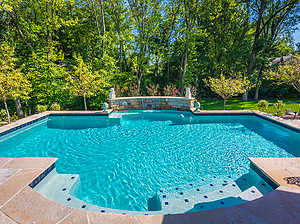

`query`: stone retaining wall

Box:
[109,97,195,111]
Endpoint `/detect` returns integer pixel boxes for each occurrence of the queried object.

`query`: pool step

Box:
[157,175,235,201]
[160,179,272,214]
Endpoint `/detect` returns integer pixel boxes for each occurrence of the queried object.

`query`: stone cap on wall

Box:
[109,96,195,100]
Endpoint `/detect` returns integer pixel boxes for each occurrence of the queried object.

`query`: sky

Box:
[294,25,300,44]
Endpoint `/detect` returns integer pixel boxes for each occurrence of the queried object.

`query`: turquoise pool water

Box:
[0,111,298,211]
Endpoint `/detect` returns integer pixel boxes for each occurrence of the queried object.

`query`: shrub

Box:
[113,84,123,98]
[273,100,285,115]
[162,85,180,96]
[257,100,269,112]
[10,113,18,122]
[50,102,61,111]
[127,83,140,97]
[146,83,160,96]
[36,105,47,113]
[0,109,7,122]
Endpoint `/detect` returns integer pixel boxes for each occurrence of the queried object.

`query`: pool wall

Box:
[1,110,300,223]
[108,96,195,111]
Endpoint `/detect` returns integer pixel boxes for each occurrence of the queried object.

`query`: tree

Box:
[67,54,107,111]
[243,0,300,101]
[204,74,251,110]
[0,42,31,123]
[269,53,300,93]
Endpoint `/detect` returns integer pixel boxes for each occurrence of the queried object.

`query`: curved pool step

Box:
[157,175,235,201]
[158,173,273,214]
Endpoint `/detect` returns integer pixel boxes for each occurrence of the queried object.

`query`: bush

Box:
[257,100,269,112]
[162,85,180,96]
[10,113,18,122]
[36,105,47,113]
[146,83,160,96]
[50,102,61,111]
[0,109,7,122]
[273,100,285,116]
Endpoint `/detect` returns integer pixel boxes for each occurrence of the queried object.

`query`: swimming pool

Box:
[0,110,298,213]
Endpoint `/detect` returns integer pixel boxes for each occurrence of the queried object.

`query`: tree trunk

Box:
[26,101,31,116]
[254,65,264,101]
[7,11,35,52]
[242,91,248,102]
[14,98,24,119]
[100,0,106,56]
[3,97,10,123]
[84,97,87,111]
[181,49,188,96]
[180,1,191,96]
[223,99,226,110]
[247,0,265,77]
[91,0,101,40]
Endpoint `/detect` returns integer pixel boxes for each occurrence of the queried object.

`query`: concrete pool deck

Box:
[0,110,300,223]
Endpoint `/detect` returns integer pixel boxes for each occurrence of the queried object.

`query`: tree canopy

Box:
[0,0,300,116]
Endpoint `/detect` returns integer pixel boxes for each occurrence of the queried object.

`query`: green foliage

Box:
[50,102,61,111]
[162,85,180,96]
[36,105,47,113]
[0,0,300,114]
[0,109,7,122]
[257,100,269,112]
[273,100,286,116]
[204,74,252,110]
[146,84,160,96]
[268,54,300,93]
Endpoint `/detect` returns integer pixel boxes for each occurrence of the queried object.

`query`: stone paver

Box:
[58,209,88,224]
[160,208,231,224]
[0,159,13,169]
[0,210,17,224]
[0,169,43,207]
[226,205,268,224]
[1,186,74,224]
[2,157,57,169]
[0,169,20,185]
[135,215,165,224]
[88,212,139,224]
[238,185,300,224]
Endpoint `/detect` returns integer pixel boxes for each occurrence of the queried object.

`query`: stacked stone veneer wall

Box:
[109,97,194,111]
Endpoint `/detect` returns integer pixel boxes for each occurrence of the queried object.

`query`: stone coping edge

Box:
[249,162,279,190]
[109,96,195,100]
[1,109,300,139]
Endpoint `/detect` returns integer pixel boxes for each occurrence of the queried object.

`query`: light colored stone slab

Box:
[58,209,88,224]
[263,169,294,187]
[135,215,164,224]
[160,208,231,224]
[0,169,20,185]
[2,158,57,169]
[286,168,300,176]
[88,212,139,224]
[0,159,12,168]
[2,186,73,224]
[0,210,17,223]
[238,185,300,224]
[0,169,43,207]
[226,206,268,224]
[249,158,300,170]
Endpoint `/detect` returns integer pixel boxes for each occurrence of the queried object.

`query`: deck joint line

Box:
[133,215,142,224]
[0,158,13,169]
[0,185,27,210]
[55,208,76,224]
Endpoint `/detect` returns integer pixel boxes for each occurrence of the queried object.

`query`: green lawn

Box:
[199,98,300,115]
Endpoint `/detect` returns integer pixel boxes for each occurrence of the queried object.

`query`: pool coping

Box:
[0,110,300,223]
